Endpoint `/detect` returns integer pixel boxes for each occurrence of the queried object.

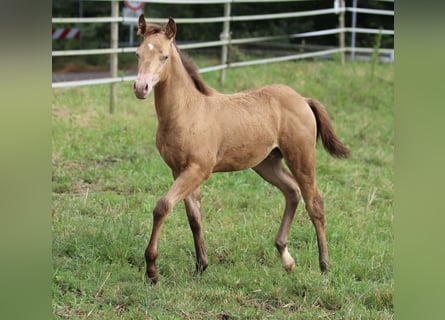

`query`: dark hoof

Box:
[195,261,208,275]
[146,272,159,285]
[320,260,329,273]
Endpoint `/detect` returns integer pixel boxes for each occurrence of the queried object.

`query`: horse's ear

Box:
[165,17,176,40]
[138,14,146,36]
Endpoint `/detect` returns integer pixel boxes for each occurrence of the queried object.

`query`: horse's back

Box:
[211,83,316,143]
[207,83,317,171]
[253,84,316,133]
[253,84,318,153]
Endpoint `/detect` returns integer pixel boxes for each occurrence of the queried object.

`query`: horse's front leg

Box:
[184,187,208,274]
[145,164,211,284]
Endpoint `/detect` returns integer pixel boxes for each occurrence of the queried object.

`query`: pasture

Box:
[52,59,393,319]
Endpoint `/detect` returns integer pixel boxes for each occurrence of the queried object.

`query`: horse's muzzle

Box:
[133,76,153,99]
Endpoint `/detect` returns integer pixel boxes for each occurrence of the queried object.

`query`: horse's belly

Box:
[213,142,275,172]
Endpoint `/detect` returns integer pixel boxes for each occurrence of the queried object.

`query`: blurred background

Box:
[52,0,394,84]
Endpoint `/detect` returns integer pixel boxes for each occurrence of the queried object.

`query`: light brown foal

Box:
[133,15,350,284]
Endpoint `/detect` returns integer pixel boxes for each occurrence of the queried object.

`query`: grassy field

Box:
[52,59,393,319]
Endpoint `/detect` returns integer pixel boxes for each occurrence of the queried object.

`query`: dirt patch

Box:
[53,106,71,119]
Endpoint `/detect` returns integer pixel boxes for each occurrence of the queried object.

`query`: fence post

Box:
[220,2,231,86]
[337,0,345,65]
[350,0,357,61]
[110,0,119,114]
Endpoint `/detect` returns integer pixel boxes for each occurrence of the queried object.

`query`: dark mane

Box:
[174,44,214,96]
[139,24,162,36]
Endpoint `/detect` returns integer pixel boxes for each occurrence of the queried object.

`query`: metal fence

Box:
[52,0,394,101]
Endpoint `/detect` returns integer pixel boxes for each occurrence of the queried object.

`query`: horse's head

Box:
[133,15,176,99]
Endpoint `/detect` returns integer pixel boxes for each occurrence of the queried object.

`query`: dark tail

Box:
[306,98,350,159]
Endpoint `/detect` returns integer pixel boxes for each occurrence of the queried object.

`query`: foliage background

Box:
[52,0,394,70]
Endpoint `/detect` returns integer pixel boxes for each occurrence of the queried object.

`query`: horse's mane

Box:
[174,44,214,96]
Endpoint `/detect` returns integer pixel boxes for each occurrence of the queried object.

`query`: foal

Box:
[133,15,350,284]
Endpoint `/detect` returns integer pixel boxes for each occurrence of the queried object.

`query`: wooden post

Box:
[220,2,231,86]
[110,0,119,113]
[338,0,345,65]
[350,0,358,61]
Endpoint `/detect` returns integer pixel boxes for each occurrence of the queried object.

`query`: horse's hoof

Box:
[146,273,159,285]
[284,261,296,272]
[195,261,208,275]
[320,260,329,273]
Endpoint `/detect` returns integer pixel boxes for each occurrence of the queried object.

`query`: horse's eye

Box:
[160,55,169,62]
[135,51,139,59]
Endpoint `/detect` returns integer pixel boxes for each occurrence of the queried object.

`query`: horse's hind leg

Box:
[184,187,208,274]
[284,150,329,272]
[253,153,301,272]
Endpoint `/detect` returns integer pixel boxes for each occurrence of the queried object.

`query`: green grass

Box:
[52,59,393,319]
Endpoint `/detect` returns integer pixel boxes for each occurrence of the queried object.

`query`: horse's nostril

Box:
[133,82,136,90]
[145,84,149,91]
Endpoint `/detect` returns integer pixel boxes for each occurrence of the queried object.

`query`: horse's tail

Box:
[306,98,350,159]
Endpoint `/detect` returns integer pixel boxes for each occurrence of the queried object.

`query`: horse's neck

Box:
[154,50,201,123]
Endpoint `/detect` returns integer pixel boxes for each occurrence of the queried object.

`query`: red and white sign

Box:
[123,1,145,26]
[124,1,145,11]
[52,28,80,40]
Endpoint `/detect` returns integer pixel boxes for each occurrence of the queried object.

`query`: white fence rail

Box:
[52,0,394,105]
